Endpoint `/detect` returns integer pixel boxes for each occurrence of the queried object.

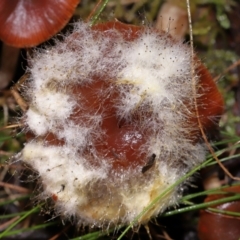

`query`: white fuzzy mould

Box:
[25,109,49,136]
[115,31,192,117]
[57,121,92,149]
[33,90,75,119]
[30,51,79,90]
[20,21,219,227]
[23,142,109,211]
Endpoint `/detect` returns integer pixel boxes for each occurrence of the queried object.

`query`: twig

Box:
[0,216,19,232]
[89,0,110,27]
[10,73,29,112]
[86,0,102,22]
[0,123,23,131]
[0,181,30,193]
[213,59,240,82]
[11,89,28,112]
[0,150,14,156]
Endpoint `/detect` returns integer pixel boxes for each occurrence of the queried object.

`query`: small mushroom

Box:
[0,0,80,47]
[198,185,240,240]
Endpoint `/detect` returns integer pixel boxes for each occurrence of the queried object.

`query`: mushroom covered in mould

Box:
[0,0,80,47]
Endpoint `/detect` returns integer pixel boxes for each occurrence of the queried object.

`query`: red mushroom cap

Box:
[198,186,240,240]
[0,0,80,47]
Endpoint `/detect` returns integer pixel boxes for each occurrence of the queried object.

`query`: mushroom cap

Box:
[21,20,224,226]
[198,186,240,240]
[0,0,80,47]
